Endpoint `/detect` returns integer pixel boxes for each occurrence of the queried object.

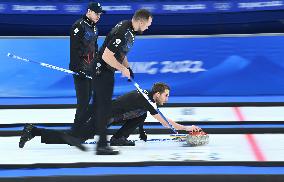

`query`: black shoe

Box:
[96,146,119,155]
[110,136,135,146]
[61,133,87,151]
[19,124,35,148]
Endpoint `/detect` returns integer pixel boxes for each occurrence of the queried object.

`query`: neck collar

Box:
[83,15,95,26]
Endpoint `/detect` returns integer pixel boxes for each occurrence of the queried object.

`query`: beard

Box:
[156,100,164,106]
[137,27,144,34]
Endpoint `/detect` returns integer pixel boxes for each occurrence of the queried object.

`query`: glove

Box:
[127,67,134,82]
[139,130,147,142]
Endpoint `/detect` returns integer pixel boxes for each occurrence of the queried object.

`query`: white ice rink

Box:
[1,107,284,165]
[1,106,284,124]
[1,134,284,165]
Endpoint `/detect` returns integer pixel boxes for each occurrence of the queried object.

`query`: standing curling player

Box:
[90,9,153,155]
[19,2,105,148]
[69,2,104,137]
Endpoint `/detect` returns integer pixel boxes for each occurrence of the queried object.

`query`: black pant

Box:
[39,75,93,144]
[38,113,146,144]
[39,123,94,144]
[113,113,147,139]
[71,75,93,137]
[40,129,66,144]
[38,68,122,145]
[90,69,114,148]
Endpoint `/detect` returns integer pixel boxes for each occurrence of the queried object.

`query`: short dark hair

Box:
[152,82,170,94]
[133,9,153,21]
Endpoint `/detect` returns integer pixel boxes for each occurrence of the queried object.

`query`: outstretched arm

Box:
[152,114,201,132]
[168,118,201,132]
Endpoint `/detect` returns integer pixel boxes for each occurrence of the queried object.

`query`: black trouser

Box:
[90,69,114,148]
[39,75,93,144]
[71,75,93,137]
[113,113,147,139]
[35,69,114,145]
[39,122,94,144]
[40,129,66,144]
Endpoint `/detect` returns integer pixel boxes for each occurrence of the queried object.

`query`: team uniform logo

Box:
[73,27,79,35]
[113,39,121,47]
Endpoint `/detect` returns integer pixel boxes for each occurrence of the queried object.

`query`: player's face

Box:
[88,10,101,23]
[137,17,152,33]
[156,89,170,106]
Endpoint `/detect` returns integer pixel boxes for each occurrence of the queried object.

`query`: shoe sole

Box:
[19,137,27,148]
[19,124,34,148]
[110,144,135,146]
[96,151,119,155]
